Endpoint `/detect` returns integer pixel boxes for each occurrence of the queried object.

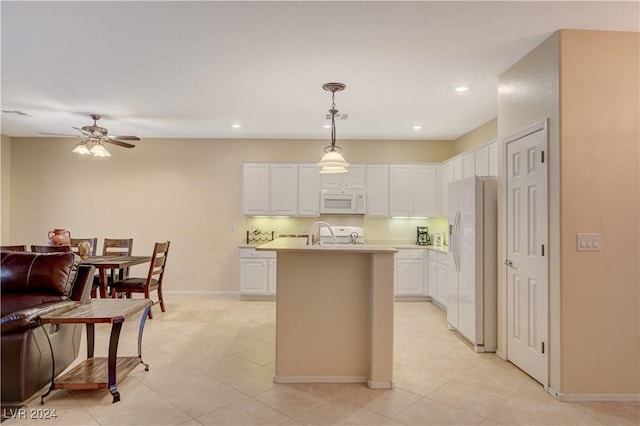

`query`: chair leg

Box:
[158,287,166,312]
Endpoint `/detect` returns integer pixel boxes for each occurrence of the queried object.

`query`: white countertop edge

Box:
[256,238,397,253]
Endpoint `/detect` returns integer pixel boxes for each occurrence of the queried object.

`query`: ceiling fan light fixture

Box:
[318,82,349,174]
[72,142,91,155]
[89,142,111,157]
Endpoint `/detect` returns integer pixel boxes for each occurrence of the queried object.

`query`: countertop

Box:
[242,239,448,253]
[256,237,397,254]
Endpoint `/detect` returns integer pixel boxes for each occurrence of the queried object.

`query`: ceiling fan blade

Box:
[104,139,136,148]
[108,135,140,141]
[72,126,91,136]
[38,132,80,137]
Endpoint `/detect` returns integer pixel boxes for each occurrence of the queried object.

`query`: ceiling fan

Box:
[40,114,140,156]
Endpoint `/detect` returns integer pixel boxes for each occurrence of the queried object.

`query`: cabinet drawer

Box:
[395,249,425,260]
[239,248,276,259]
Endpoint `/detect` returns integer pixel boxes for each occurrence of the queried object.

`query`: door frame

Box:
[500,119,550,388]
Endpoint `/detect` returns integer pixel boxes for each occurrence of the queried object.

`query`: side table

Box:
[39,299,152,403]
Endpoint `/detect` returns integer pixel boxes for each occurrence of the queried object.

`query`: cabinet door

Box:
[343,164,366,189]
[428,259,438,298]
[270,164,298,215]
[366,164,389,216]
[436,264,448,306]
[453,157,463,181]
[462,152,475,179]
[243,163,270,215]
[320,173,343,189]
[240,259,267,294]
[298,164,320,216]
[389,165,413,217]
[475,145,490,176]
[395,259,424,295]
[413,165,438,217]
[440,161,455,217]
[267,259,277,294]
[488,142,498,176]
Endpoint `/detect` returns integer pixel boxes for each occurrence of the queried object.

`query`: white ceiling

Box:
[2,1,638,141]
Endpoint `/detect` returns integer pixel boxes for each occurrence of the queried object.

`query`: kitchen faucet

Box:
[307,221,337,245]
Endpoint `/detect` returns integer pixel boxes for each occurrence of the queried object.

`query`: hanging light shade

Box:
[89,141,111,157]
[317,82,349,174]
[72,141,91,155]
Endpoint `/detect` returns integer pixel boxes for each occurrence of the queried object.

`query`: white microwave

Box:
[320,189,366,215]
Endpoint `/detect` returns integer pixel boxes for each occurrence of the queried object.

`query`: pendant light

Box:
[89,141,111,157]
[72,141,91,155]
[317,82,349,174]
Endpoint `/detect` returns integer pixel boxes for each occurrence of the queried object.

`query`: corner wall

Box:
[453,118,497,155]
[1,135,11,243]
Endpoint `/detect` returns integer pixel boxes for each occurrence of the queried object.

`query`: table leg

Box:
[108,318,124,403]
[99,268,108,298]
[86,324,95,358]
[138,306,151,371]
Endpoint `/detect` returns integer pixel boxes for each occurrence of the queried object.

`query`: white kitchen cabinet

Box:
[243,163,298,216]
[394,249,425,296]
[439,160,455,217]
[390,164,438,217]
[428,250,438,298]
[462,152,475,179]
[298,164,321,216]
[488,141,498,176]
[320,164,365,189]
[366,164,389,216]
[474,145,490,176]
[435,251,449,307]
[413,165,439,217]
[453,156,463,181]
[243,163,270,215]
[389,165,413,216]
[239,248,277,297]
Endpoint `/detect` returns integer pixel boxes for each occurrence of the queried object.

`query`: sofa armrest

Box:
[70,265,95,302]
[1,301,77,334]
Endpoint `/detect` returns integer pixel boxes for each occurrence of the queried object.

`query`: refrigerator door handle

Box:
[453,209,461,272]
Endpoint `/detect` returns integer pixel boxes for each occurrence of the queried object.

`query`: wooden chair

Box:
[31,245,71,253]
[1,245,27,252]
[89,238,134,298]
[70,238,98,256]
[110,241,170,319]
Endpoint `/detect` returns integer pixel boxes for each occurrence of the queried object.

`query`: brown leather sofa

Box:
[1,251,95,404]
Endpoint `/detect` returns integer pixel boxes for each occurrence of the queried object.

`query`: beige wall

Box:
[453,118,497,155]
[5,137,453,293]
[499,29,639,396]
[559,30,639,395]
[1,135,12,243]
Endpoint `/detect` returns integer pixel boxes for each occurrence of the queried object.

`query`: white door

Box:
[389,165,413,216]
[505,123,548,385]
[366,164,389,216]
[413,165,438,217]
[298,164,321,216]
[270,164,298,215]
[240,259,267,294]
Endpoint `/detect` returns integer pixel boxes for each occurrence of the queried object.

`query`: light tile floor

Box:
[4,295,638,425]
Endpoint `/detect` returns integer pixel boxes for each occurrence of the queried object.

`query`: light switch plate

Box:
[577,233,601,251]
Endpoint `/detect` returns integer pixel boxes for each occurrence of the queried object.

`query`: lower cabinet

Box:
[239,248,276,298]
[435,251,448,308]
[394,249,427,298]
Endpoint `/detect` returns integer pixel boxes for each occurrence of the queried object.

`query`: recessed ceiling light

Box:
[454,86,469,93]
[413,125,422,130]
[232,124,241,129]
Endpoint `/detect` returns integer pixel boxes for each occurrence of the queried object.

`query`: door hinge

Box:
[541,151,545,163]
[541,341,545,354]
[541,244,545,256]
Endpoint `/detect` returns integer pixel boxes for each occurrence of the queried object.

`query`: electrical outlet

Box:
[229,224,235,232]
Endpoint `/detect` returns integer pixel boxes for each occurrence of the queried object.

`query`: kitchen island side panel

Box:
[275,251,370,379]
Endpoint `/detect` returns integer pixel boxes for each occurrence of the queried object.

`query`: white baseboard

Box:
[164,290,239,296]
[495,350,506,360]
[548,387,640,402]
[273,375,367,384]
[367,380,394,390]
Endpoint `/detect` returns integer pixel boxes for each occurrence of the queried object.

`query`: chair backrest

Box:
[146,241,170,286]
[31,245,71,253]
[1,245,27,252]
[102,238,133,256]
[70,238,98,256]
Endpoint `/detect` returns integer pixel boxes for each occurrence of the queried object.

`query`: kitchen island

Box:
[257,238,397,389]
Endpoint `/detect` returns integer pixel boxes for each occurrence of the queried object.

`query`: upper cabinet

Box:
[488,141,498,176]
[390,164,438,217]
[298,164,321,216]
[462,152,475,179]
[366,164,389,217]
[321,164,365,190]
[243,163,298,216]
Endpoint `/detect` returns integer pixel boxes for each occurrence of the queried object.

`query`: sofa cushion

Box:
[0,252,80,317]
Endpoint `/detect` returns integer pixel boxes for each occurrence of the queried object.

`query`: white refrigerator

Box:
[447,176,497,352]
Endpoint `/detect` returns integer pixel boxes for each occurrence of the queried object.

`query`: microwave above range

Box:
[320,189,366,215]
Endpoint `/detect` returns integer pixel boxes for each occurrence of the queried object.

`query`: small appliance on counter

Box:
[416,226,431,246]
[433,233,444,246]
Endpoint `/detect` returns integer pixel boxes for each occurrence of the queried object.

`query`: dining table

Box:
[81,255,152,298]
